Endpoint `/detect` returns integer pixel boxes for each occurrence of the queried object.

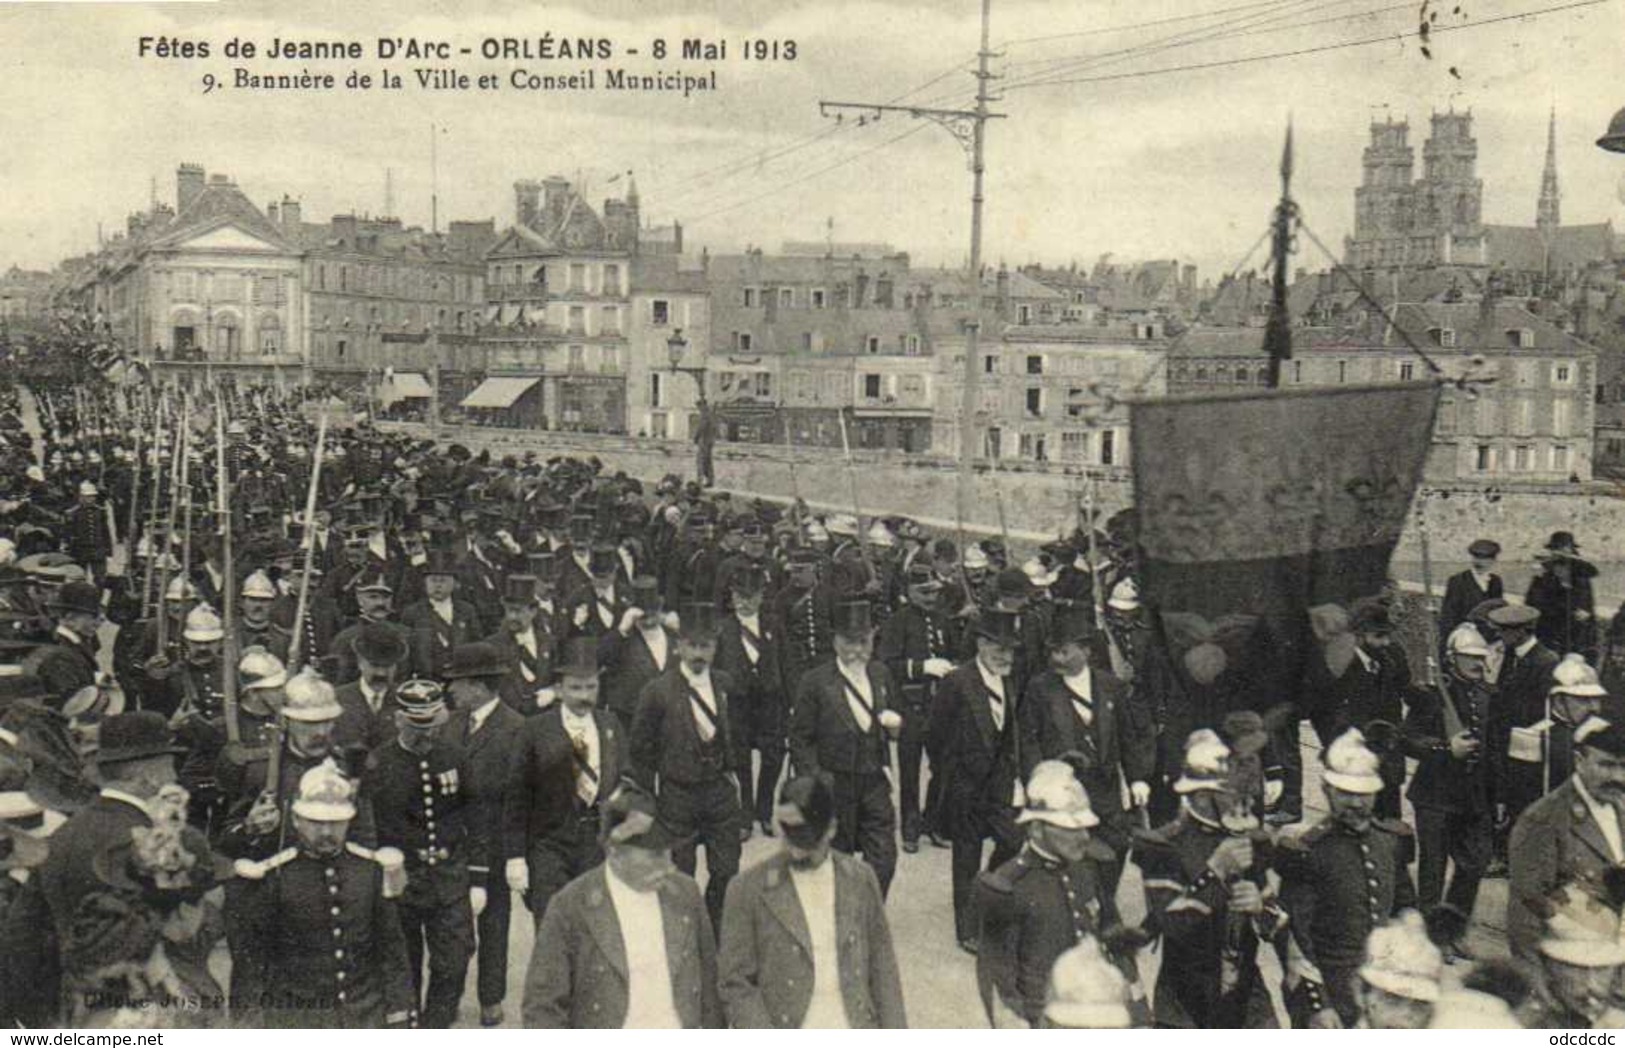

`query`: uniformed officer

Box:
[773,549,833,694]
[789,598,901,895]
[62,480,110,581]
[1137,729,1284,1028]
[877,561,960,852]
[713,566,786,837]
[974,760,1142,1028]
[1439,539,1504,654]
[227,758,416,1028]
[1276,727,1418,1028]
[365,677,475,1028]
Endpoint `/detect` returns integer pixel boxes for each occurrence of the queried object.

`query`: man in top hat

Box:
[878,559,962,853]
[1439,540,1504,653]
[712,521,779,613]
[62,479,111,582]
[629,601,742,934]
[1019,604,1154,892]
[556,510,601,598]
[456,523,509,638]
[335,621,412,751]
[327,567,409,685]
[788,598,901,895]
[1486,602,1561,856]
[227,758,416,1028]
[1401,623,1495,953]
[401,550,483,679]
[717,774,906,1028]
[31,580,103,708]
[1356,911,1443,1029]
[521,780,722,1028]
[1276,728,1417,1028]
[504,635,628,928]
[27,711,184,1021]
[930,607,1028,951]
[713,566,787,840]
[1507,713,1625,963]
[365,677,475,1028]
[484,573,555,715]
[599,575,676,730]
[1135,728,1283,1028]
[564,545,630,640]
[1525,878,1625,1028]
[238,568,292,660]
[975,760,1140,1028]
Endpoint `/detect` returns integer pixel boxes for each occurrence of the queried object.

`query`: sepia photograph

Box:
[1,0,1624,1032]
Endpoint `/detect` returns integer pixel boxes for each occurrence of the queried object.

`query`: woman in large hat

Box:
[61,787,227,1028]
[1526,531,1598,663]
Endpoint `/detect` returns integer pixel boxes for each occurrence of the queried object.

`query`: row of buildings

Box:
[13,104,1624,485]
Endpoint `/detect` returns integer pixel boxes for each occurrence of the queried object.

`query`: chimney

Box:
[332,214,359,244]
[996,264,1011,321]
[280,196,302,234]
[176,163,205,212]
[542,176,570,215]
[267,201,280,225]
[514,179,541,227]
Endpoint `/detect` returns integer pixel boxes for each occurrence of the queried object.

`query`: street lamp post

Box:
[666,327,714,487]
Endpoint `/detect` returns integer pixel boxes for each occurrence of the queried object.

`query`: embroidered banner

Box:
[1131,382,1438,622]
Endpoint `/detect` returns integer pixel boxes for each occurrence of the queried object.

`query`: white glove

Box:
[470,886,488,917]
[505,858,528,893]
[618,607,645,635]
[922,657,954,679]
[1129,781,1151,808]
[534,687,558,710]
[1264,779,1285,808]
[573,604,589,628]
[660,610,680,631]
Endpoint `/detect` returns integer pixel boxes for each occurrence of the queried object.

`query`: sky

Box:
[1,0,1622,284]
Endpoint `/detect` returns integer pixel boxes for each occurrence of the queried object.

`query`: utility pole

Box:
[1263,121,1297,388]
[818,0,1001,528]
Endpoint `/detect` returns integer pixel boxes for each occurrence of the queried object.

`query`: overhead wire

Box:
[1003,0,1611,90]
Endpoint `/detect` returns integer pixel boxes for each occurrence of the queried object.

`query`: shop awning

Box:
[389,372,433,398]
[460,376,539,409]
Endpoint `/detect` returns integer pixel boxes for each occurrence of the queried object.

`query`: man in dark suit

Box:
[1526,531,1599,663]
[484,573,555,715]
[27,712,182,1021]
[930,608,1027,950]
[718,775,907,1028]
[400,549,483,678]
[789,598,901,896]
[1018,604,1155,892]
[334,621,410,751]
[713,567,787,838]
[521,782,722,1028]
[446,643,529,1027]
[1490,602,1563,854]
[504,636,627,928]
[598,576,675,730]
[1438,539,1503,654]
[32,581,103,707]
[554,511,598,600]
[563,546,630,641]
[1508,714,1625,962]
[629,602,741,933]
[1302,598,1411,818]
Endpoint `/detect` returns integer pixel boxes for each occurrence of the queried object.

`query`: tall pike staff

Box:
[1083,473,1131,681]
[286,411,330,674]
[836,407,877,576]
[216,400,241,746]
[154,401,187,652]
[138,402,167,620]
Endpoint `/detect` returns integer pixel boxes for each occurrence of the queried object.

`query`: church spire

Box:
[1538,106,1561,236]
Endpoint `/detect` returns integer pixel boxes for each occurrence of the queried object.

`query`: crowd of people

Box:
[1,352,1624,1030]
